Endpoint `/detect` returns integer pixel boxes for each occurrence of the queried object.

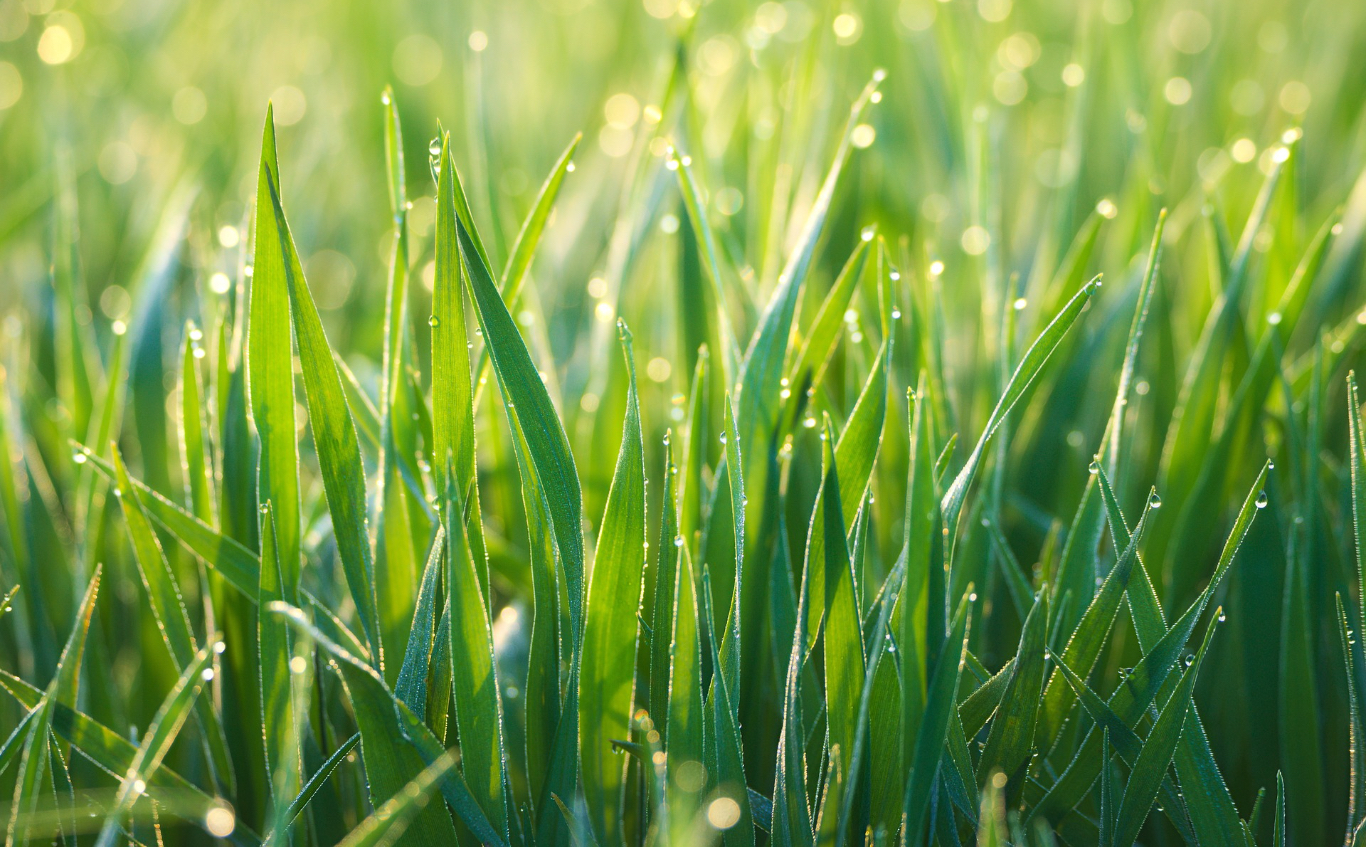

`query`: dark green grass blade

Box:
[459,213,584,640]
[903,593,971,846]
[1113,615,1218,847]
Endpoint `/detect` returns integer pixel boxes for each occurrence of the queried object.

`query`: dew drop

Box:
[1267,459,1275,470]
[380,91,392,105]
[1217,611,1226,622]
[719,433,727,444]
[1088,460,1100,474]
[428,137,442,157]
[72,451,88,465]
[891,309,902,319]
[1183,653,1195,667]
[428,315,440,327]
[1148,492,1162,509]
[1255,490,1269,509]
[674,536,685,547]
[259,503,269,514]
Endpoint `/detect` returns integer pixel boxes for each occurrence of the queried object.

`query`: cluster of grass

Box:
[3,0,1366,844]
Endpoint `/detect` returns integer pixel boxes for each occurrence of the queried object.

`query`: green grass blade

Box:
[335,748,459,847]
[258,110,383,666]
[819,416,864,797]
[1113,616,1217,847]
[445,477,510,837]
[112,448,235,793]
[395,531,442,721]
[700,565,754,847]
[941,276,1100,547]
[268,732,360,842]
[975,590,1047,791]
[666,549,705,846]
[248,103,303,603]
[271,604,497,846]
[903,593,971,845]
[257,501,297,839]
[177,322,215,522]
[649,436,679,731]
[459,213,584,640]
[93,642,216,847]
[579,321,646,845]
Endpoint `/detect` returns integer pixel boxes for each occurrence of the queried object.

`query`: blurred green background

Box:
[3,0,1366,840]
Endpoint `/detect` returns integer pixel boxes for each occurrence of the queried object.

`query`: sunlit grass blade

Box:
[334,748,459,847]
[666,548,705,846]
[700,565,754,847]
[579,321,646,844]
[248,103,303,604]
[270,603,497,846]
[941,276,1100,549]
[395,531,442,720]
[93,642,216,847]
[257,108,383,665]
[445,474,510,837]
[112,448,235,793]
[264,732,360,843]
[257,501,298,838]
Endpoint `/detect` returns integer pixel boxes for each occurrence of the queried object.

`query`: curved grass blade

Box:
[395,531,443,721]
[459,213,584,640]
[716,393,745,709]
[666,548,705,846]
[941,276,1100,549]
[257,502,299,838]
[270,604,498,846]
[93,643,216,847]
[335,747,459,847]
[264,732,360,843]
[112,448,235,793]
[579,321,646,845]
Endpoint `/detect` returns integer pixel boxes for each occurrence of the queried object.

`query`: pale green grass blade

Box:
[93,642,216,847]
[112,448,235,793]
[579,321,646,845]
[445,477,510,837]
[335,748,459,847]
[499,134,581,305]
[0,672,256,845]
[258,110,383,665]
[784,239,874,431]
[903,376,940,756]
[670,145,743,382]
[257,502,298,839]
[700,565,754,847]
[941,276,1100,546]
[247,103,302,603]
[177,322,215,522]
[818,417,864,797]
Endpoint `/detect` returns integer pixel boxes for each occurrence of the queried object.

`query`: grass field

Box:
[2,0,1366,844]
